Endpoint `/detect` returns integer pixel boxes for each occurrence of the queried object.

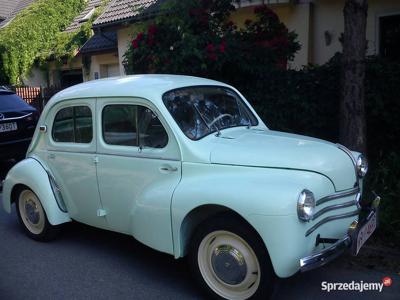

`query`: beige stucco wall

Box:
[46,58,82,86]
[22,67,47,87]
[85,52,119,81]
[232,0,400,67]
[312,0,400,65]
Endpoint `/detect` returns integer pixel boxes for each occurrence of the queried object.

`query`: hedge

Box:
[236,54,400,245]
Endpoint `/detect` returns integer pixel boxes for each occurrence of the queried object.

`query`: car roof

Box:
[50,74,231,105]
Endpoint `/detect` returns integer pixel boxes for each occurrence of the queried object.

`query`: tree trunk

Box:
[340,0,368,153]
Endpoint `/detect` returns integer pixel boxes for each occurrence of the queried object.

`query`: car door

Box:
[45,99,107,229]
[96,98,181,254]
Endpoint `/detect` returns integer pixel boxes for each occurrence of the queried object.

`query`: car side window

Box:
[138,106,168,148]
[102,104,168,148]
[52,106,93,143]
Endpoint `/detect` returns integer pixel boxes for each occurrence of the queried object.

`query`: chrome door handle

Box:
[48,153,56,159]
[160,166,178,173]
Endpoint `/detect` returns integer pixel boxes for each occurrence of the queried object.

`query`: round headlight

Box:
[297,189,315,222]
[356,154,368,177]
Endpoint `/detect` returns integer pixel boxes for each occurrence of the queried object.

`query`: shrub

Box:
[243,55,400,245]
[123,0,300,78]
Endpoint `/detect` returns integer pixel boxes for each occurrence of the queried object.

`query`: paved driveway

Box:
[0,160,398,299]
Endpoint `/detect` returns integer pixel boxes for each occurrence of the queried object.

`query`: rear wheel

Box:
[16,187,60,241]
[189,214,275,300]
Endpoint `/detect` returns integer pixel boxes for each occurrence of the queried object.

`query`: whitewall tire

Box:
[16,187,60,241]
[189,214,275,300]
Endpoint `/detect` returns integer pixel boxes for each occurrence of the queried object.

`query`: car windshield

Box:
[163,86,258,140]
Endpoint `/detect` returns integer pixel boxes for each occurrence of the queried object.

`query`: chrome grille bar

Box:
[305,209,360,237]
[0,112,32,121]
[316,187,359,206]
[312,200,357,220]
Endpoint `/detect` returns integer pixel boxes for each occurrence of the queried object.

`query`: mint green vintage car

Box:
[2,75,379,299]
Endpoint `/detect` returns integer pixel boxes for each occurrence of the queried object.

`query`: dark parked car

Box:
[0,87,39,161]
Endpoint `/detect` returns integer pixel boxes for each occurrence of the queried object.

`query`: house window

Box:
[100,64,120,78]
[379,14,400,60]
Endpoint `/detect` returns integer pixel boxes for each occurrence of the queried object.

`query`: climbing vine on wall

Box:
[0,0,90,84]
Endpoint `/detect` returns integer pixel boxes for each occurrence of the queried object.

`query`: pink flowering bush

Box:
[123,0,300,81]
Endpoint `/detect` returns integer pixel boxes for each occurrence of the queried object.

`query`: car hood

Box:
[209,129,357,191]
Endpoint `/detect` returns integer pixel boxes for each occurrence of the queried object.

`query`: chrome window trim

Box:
[316,187,360,206]
[305,209,360,237]
[0,112,32,121]
[312,200,357,220]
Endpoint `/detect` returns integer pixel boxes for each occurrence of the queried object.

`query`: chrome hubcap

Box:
[211,245,247,285]
[18,190,45,235]
[198,230,261,300]
[24,201,40,224]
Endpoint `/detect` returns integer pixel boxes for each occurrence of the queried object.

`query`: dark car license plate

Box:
[0,122,18,133]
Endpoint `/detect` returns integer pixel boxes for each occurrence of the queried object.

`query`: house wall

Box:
[312,0,400,65]
[47,58,83,86]
[85,52,119,81]
[231,0,400,67]
[22,67,47,87]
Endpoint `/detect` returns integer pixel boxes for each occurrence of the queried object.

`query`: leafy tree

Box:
[0,0,107,85]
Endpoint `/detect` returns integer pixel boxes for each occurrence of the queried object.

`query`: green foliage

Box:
[367,152,400,244]
[0,0,86,84]
[123,0,300,78]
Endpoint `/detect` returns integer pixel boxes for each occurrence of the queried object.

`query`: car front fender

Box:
[171,163,335,269]
[2,158,71,225]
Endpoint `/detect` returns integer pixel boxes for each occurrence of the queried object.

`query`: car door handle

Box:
[159,165,178,173]
[48,153,56,159]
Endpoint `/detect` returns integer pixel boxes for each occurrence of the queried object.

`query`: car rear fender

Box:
[2,158,71,225]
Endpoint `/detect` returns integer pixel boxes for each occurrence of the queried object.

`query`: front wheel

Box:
[189,215,275,300]
[16,187,60,241]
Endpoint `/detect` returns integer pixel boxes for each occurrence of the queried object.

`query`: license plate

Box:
[0,122,18,133]
[355,212,377,255]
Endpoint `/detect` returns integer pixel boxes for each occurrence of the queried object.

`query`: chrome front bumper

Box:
[299,194,380,272]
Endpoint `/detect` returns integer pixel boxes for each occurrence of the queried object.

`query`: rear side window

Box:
[102,105,168,148]
[52,106,93,143]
